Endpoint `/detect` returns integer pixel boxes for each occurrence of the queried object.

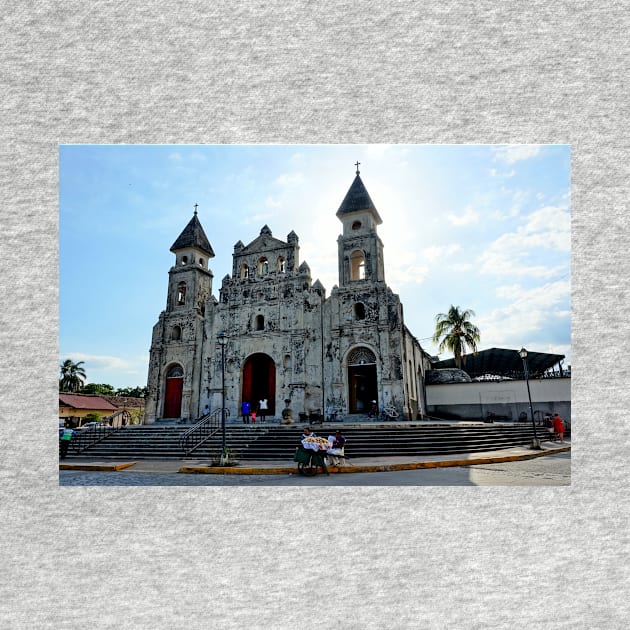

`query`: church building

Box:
[145,168,432,424]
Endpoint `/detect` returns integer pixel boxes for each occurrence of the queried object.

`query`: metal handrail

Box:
[70,410,130,454]
[180,408,230,456]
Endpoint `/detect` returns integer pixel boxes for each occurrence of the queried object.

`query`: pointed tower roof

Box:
[336,169,382,224]
[170,210,215,257]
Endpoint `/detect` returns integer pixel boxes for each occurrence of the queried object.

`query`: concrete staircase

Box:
[68,422,551,460]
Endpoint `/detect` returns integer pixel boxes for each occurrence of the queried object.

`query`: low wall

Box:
[426,378,571,422]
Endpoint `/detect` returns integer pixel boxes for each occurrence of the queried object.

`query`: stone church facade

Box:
[145,170,432,424]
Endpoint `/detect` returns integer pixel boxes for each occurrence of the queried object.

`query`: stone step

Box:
[69,423,546,460]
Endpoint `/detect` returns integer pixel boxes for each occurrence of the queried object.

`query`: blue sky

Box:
[59,144,571,388]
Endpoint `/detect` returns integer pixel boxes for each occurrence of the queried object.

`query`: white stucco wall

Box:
[426,377,571,421]
[427,378,571,405]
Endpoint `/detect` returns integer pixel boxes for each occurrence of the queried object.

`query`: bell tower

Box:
[336,164,385,287]
[167,205,215,316]
[145,205,215,423]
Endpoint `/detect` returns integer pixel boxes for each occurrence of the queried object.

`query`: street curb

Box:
[60,462,137,471]
[178,445,571,475]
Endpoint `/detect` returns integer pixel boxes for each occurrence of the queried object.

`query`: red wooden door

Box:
[164,377,183,418]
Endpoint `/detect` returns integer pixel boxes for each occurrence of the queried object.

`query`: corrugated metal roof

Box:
[431,347,566,379]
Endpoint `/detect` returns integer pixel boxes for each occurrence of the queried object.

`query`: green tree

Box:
[80,383,116,396]
[59,359,87,392]
[432,305,481,370]
[115,386,147,398]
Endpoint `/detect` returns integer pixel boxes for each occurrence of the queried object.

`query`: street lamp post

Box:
[518,347,541,450]
[217,332,227,452]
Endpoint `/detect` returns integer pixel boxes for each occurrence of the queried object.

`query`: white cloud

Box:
[388,264,430,289]
[479,203,571,276]
[63,353,145,378]
[424,244,461,262]
[365,145,391,158]
[492,145,542,164]
[447,205,479,226]
[448,262,473,272]
[275,172,304,188]
[489,167,516,178]
[264,196,282,208]
[168,152,183,162]
[477,280,570,348]
[242,212,273,225]
[523,205,571,240]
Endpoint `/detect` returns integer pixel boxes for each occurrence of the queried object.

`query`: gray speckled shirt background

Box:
[1,2,627,628]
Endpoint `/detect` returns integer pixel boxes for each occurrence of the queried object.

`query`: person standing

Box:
[553,413,565,442]
[59,427,75,459]
[241,401,251,424]
[259,398,268,422]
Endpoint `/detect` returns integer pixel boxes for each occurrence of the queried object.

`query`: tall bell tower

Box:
[145,205,215,423]
[167,204,215,315]
[336,163,385,287]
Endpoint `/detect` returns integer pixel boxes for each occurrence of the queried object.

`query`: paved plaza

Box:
[60,445,570,486]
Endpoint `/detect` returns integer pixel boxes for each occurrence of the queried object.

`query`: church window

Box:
[348,347,376,365]
[354,303,366,320]
[352,220,362,230]
[166,365,184,378]
[199,258,204,267]
[258,257,269,275]
[284,354,291,369]
[255,315,265,331]
[240,264,249,279]
[350,250,366,280]
[176,282,187,306]
[181,256,188,265]
[278,256,286,273]
[171,325,181,341]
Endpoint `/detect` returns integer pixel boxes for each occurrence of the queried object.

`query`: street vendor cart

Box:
[294,435,331,476]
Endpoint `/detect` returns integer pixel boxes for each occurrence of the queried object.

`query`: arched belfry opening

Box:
[347,347,378,414]
[163,364,184,418]
[242,353,276,416]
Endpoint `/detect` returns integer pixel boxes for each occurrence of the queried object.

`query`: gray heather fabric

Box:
[1,2,627,628]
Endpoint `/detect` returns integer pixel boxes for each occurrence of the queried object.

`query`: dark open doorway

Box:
[242,353,276,416]
[348,364,377,414]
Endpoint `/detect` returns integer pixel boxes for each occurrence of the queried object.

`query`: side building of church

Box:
[145,171,433,424]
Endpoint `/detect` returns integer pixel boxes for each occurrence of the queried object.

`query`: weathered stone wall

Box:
[146,204,433,424]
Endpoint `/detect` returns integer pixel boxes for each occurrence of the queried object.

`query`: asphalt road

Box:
[59,451,570,486]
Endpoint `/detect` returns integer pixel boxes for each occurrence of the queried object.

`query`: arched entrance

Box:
[242,353,276,416]
[347,347,378,414]
[163,364,184,418]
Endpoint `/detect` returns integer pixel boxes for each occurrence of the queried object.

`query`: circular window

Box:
[352,220,362,230]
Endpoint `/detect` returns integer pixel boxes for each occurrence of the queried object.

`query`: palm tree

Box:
[59,359,86,392]
[432,306,481,370]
